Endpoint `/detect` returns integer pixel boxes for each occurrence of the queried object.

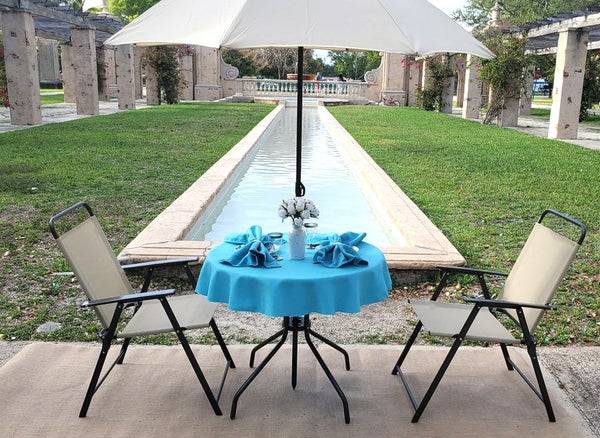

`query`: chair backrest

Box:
[501,210,585,333]
[50,203,132,329]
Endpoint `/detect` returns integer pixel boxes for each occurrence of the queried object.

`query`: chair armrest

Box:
[121,257,199,271]
[81,289,176,308]
[437,265,508,277]
[463,297,555,310]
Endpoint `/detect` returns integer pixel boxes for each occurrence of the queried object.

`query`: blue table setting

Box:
[195,197,392,424]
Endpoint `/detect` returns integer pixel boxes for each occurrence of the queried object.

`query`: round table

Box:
[196,240,392,423]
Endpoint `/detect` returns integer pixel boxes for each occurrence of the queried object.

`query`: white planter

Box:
[288,225,306,260]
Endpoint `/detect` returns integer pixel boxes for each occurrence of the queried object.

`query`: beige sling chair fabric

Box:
[56,216,132,328]
[56,216,215,336]
[501,222,579,332]
[412,222,579,343]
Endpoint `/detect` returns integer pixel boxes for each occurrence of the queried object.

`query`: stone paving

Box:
[452,106,600,151]
[514,114,600,151]
[0,100,148,134]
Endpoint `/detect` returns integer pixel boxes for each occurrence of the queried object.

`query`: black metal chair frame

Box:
[391,209,586,423]
[230,314,351,424]
[50,202,236,418]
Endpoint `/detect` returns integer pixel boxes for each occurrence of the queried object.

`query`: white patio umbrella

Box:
[105,0,493,197]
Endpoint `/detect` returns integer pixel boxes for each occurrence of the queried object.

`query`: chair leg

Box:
[79,335,113,417]
[527,343,556,422]
[209,319,236,369]
[115,338,131,365]
[392,321,422,375]
[159,298,222,416]
[499,343,514,371]
[79,303,123,418]
[412,336,464,423]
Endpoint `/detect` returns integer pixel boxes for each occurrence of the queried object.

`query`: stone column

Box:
[115,45,136,110]
[37,38,61,85]
[455,55,466,108]
[549,29,589,139]
[1,10,41,125]
[133,46,144,99]
[60,44,76,103]
[498,85,520,127]
[407,58,422,107]
[178,47,194,100]
[380,52,408,105]
[421,58,432,89]
[194,46,222,100]
[440,55,455,114]
[519,65,535,116]
[462,55,482,120]
[96,48,109,101]
[70,27,99,115]
[145,54,160,105]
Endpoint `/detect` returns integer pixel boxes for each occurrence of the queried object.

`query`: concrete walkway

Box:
[0,342,594,437]
[514,115,600,150]
[451,107,600,151]
[0,100,149,134]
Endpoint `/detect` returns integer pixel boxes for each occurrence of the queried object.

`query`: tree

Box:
[454,0,599,29]
[248,48,297,79]
[328,51,381,80]
[109,0,160,22]
[478,32,530,123]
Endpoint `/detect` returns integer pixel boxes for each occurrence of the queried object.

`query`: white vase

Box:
[288,225,306,260]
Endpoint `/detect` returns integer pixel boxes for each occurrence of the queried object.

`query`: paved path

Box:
[0,342,594,437]
[451,107,600,151]
[0,100,149,134]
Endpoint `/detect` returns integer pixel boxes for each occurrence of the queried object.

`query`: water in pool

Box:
[187,106,395,246]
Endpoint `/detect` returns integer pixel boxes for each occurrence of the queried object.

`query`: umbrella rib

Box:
[375,0,416,53]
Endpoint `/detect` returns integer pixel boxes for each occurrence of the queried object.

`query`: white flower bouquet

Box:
[278,197,319,227]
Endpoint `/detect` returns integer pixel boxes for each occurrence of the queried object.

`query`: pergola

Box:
[521,8,600,139]
[0,0,128,125]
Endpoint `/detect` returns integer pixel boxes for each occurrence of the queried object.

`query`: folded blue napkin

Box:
[221,226,280,268]
[313,232,368,268]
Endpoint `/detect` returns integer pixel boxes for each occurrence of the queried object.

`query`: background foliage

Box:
[418,55,452,111]
[454,0,600,29]
[479,32,530,123]
[144,46,182,105]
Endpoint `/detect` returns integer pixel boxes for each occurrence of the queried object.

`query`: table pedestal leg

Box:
[230,315,351,424]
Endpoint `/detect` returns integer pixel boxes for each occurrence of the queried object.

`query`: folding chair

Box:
[49,201,235,418]
[391,209,586,423]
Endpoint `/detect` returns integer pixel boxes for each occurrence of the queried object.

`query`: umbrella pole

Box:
[295,46,305,197]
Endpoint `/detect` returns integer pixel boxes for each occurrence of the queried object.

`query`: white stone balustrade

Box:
[239,78,368,99]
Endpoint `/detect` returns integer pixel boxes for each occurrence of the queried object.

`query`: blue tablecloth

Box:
[196,240,392,317]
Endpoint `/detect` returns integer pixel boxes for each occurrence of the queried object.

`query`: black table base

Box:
[230,315,351,423]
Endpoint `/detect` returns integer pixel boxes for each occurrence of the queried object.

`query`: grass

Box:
[532,96,552,106]
[40,93,64,105]
[329,106,600,346]
[0,102,274,343]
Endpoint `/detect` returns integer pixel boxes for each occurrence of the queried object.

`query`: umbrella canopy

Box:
[105,0,493,58]
[105,0,493,197]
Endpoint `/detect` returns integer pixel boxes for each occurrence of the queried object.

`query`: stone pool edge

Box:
[118,102,465,271]
[118,103,285,263]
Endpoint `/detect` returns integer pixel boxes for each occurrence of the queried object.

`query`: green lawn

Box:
[0,103,274,342]
[329,106,600,345]
[532,96,552,106]
[40,93,64,105]
[1,103,599,346]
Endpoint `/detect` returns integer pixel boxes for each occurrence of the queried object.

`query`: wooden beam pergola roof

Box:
[519,6,600,54]
[0,0,122,45]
